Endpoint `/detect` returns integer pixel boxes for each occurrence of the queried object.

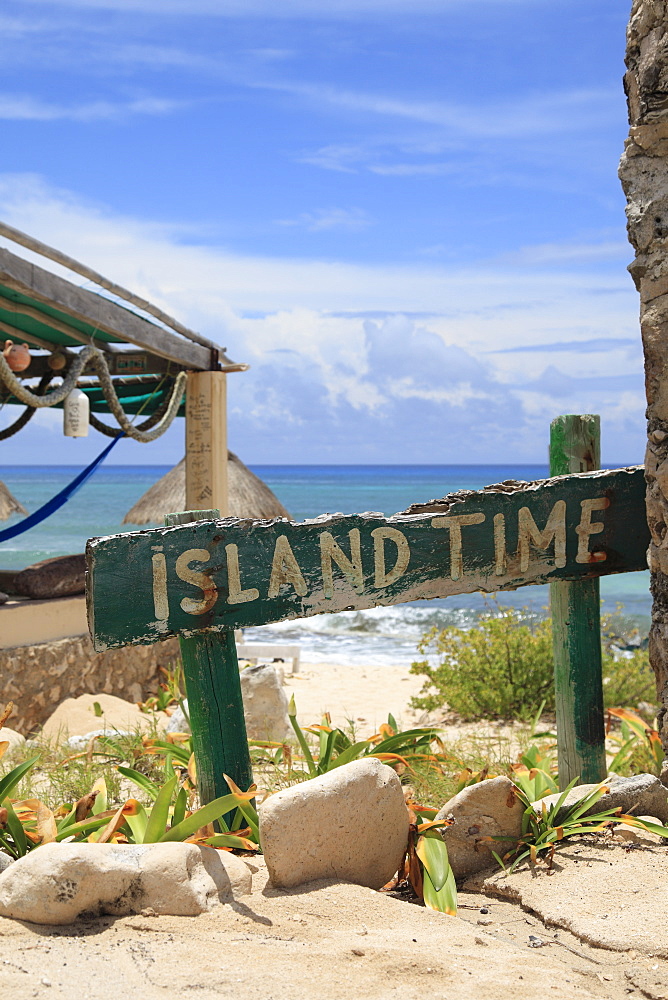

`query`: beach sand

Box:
[284,659,424,735]
[283,659,526,752]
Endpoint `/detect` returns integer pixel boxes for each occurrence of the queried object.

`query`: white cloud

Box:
[0,173,645,465]
[276,207,373,232]
[0,94,186,121]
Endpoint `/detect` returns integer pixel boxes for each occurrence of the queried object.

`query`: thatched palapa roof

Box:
[0,481,27,521]
[123,452,291,525]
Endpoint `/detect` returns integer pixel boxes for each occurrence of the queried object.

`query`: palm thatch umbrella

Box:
[0,481,27,521]
[123,451,291,525]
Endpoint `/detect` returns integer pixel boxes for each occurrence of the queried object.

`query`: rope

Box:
[0,433,125,543]
[89,376,176,437]
[0,372,54,440]
[0,347,186,443]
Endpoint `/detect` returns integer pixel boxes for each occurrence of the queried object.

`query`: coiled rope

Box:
[0,347,186,443]
[0,371,55,439]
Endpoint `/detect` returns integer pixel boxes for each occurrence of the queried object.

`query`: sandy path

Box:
[0,860,616,1000]
[283,660,424,735]
[282,660,527,753]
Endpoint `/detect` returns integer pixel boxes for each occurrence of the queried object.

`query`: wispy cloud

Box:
[21,0,532,17]
[491,338,637,355]
[276,207,373,232]
[279,83,619,138]
[369,163,456,176]
[0,93,186,121]
[502,240,630,265]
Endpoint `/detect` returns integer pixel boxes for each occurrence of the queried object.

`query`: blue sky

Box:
[0,0,642,465]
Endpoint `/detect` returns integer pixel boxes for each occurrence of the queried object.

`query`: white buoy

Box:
[63,388,89,437]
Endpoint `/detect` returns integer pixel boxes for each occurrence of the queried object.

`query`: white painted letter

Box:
[431,513,485,581]
[371,527,410,588]
[576,497,609,564]
[320,529,363,598]
[151,550,169,620]
[175,548,218,615]
[268,535,308,598]
[517,501,566,572]
[493,513,506,576]
[225,543,259,604]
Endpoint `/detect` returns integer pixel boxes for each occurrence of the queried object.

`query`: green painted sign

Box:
[86,465,648,652]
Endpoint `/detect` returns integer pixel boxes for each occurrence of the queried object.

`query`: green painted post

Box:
[549,415,607,788]
[165,510,253,809]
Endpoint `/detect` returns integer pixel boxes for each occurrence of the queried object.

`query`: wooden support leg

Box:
[178,628,253,808]
[549,414,607,788]
[165,510,253,811]
[185,370,228,515]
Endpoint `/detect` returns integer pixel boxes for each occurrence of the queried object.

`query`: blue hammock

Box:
[0,433,125,544]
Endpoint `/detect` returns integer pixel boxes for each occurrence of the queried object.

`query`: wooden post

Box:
[549,414,607,788]
[185,371,228,515]
[165,509,253,814]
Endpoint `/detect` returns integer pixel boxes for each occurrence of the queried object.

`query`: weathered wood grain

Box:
[165,509,253,809]
[0,248,213,370]
[549,415,606,786]
[86,465,649,651]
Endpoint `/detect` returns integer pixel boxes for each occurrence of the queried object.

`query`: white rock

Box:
[259,757,409,890]
[434,776,525,878]
[0,842,251,925]
[0,853,12,874]
[63,729,133,751]
[240,663,291,742]
[0,727,25,754]
[165,702,190,734]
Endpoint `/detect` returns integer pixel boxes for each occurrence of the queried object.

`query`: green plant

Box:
[601,648,656,712]
[410,606,554,721]
[493,781,623,873]
[410,606,654,722]
[0,751,42,858]
[606,707,664,776]
[286,698,449,780]
[139,661,187,714]
[494,778,668,875]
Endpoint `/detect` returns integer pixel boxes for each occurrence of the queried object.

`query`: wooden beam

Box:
[0,296,118,352]
[549,415,607,787]
[185,371,228,515]
[0,248,214,370]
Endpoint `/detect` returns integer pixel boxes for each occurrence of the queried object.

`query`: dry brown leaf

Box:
[35,802,57,844]
[0,702,14,729]
[75,791,98,823]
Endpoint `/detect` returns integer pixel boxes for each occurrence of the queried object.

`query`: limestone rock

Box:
[240,663,290,742]
[539,773,668,823]
[0,726,26,754]
[259,757,409,890]
[0,853,12,874]
[64,729,133,751]
[165,701,190,734]
[40,693,168,743]
[0,842,251,925]
[434,776,525,878]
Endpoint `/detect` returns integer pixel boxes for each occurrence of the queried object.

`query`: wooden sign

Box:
[87,465,648,652]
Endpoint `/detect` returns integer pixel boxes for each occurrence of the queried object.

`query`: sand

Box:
[0,858,644,1000]
[284,660,526,751]
[2,657,642,998]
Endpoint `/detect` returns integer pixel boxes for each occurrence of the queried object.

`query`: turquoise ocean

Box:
[0,464,651,666]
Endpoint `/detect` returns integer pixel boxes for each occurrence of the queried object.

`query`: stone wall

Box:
[0,633,181,735]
